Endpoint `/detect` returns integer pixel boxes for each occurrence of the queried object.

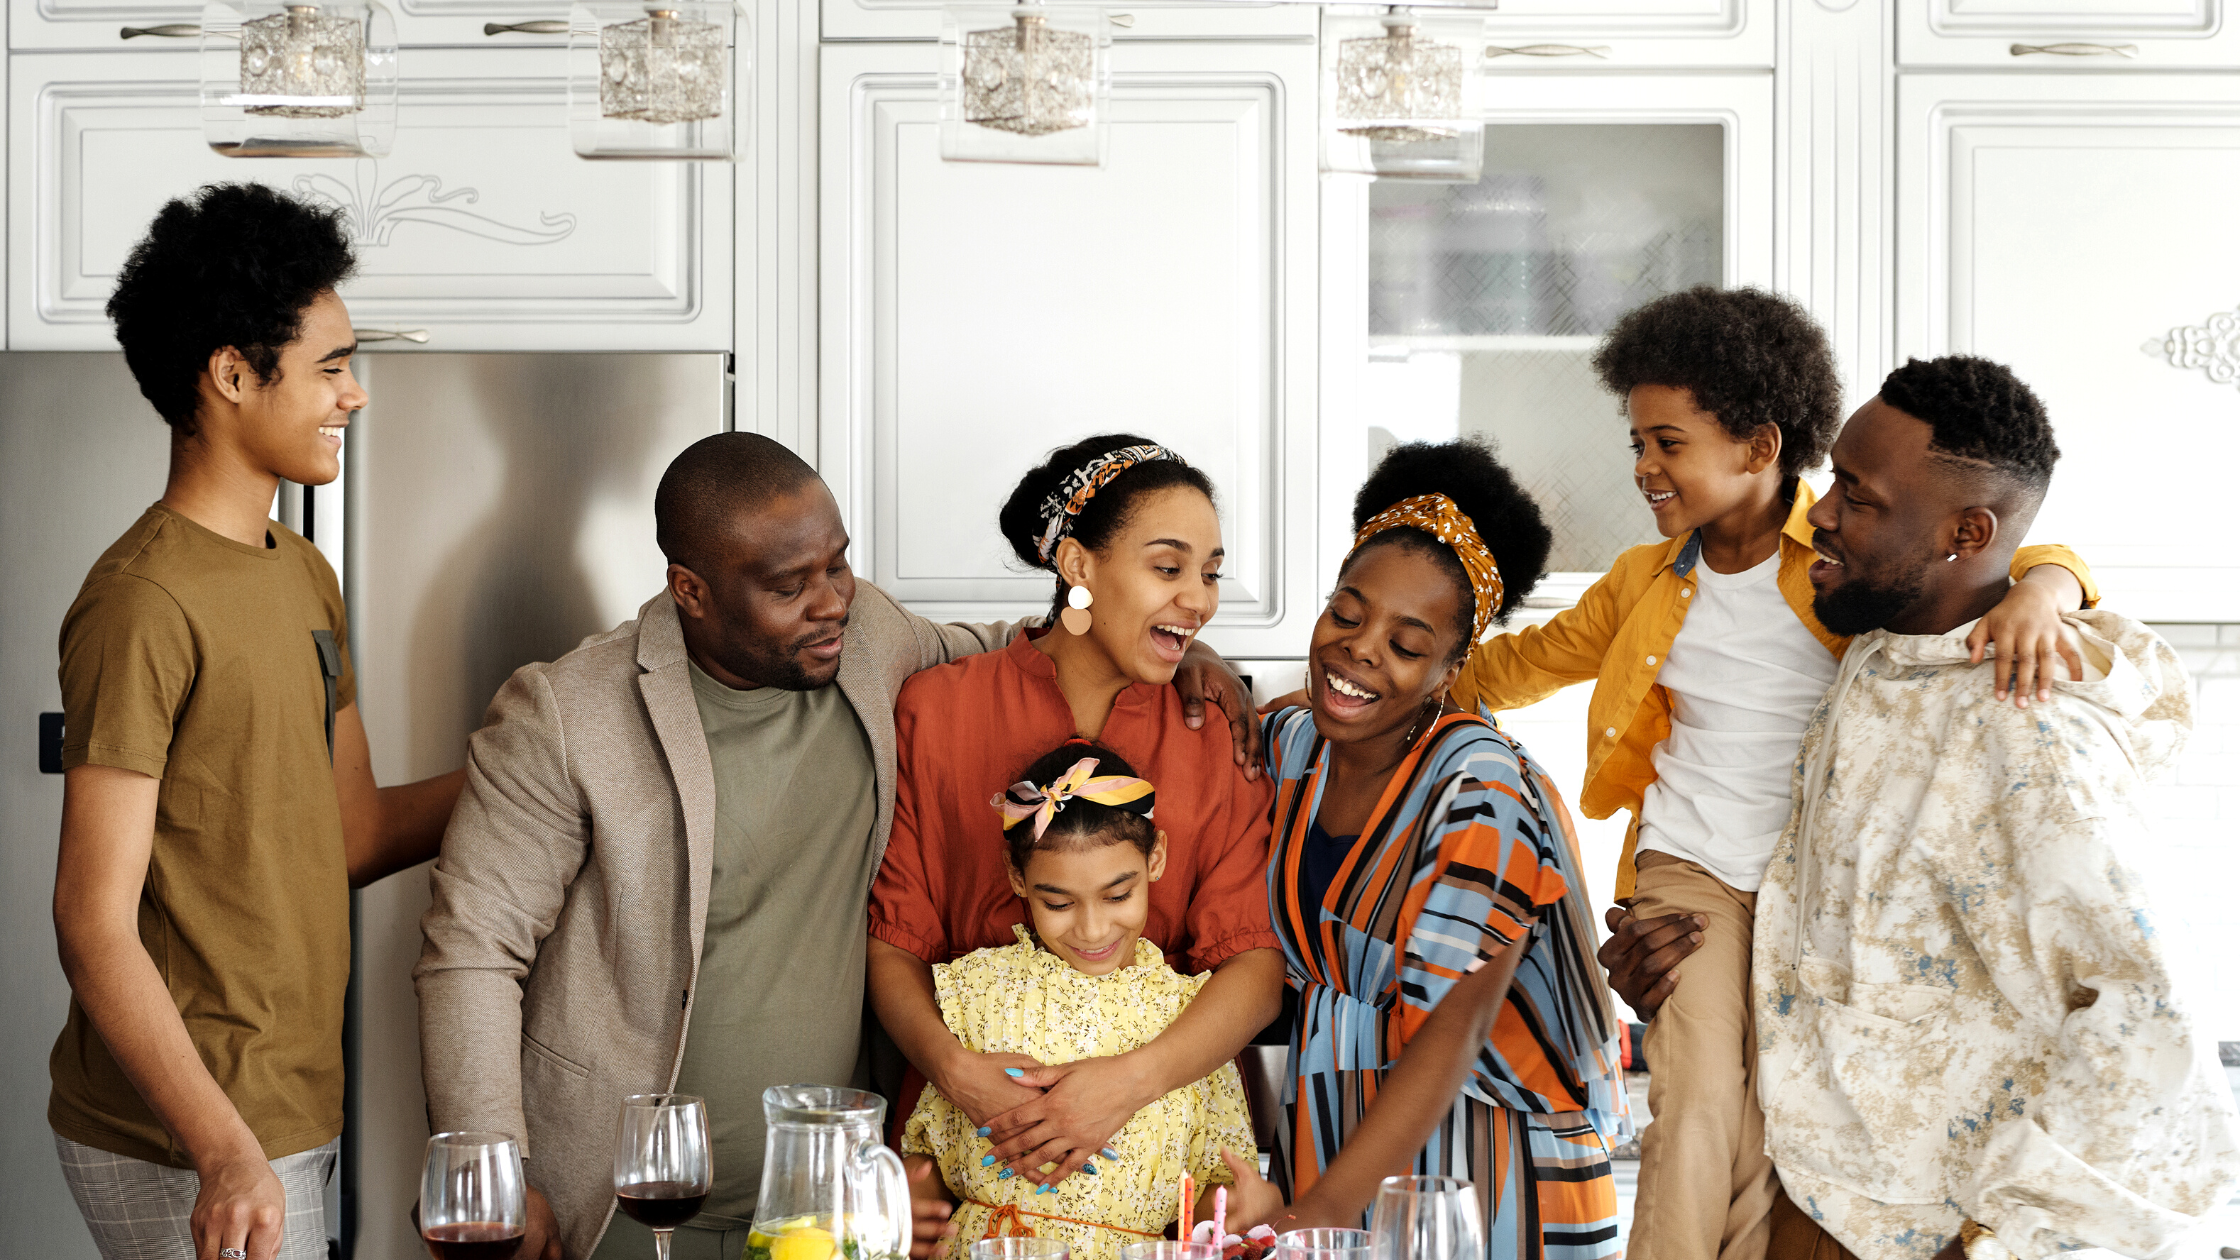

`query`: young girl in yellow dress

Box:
[900,741,1278,1260]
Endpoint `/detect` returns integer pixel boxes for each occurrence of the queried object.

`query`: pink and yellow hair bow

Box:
[991,757,1156,841]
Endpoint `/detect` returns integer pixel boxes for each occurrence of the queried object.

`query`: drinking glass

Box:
[972,1240,1072,1260]
[1121,1244,1222,1260]
[1367,1176,1481,1260]
[419,1131,527,1260]
[614,1094,714,1260]
[1274,1227,1374,1260]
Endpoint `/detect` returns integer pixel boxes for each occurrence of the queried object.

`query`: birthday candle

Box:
[1213,1186,1227,1245]
[1180,1174,1194,1241]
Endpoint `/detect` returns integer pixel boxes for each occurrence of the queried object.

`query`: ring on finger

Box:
[222,1250,249,1259]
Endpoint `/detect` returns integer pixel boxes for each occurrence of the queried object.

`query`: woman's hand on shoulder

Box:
[931,1050,1048,1131]
[1175,640,1265,781]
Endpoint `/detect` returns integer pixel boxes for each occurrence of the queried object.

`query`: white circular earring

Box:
[1061,584,1094,635]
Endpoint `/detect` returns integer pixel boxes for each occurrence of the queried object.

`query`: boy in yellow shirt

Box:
[1447,289,2093,1260]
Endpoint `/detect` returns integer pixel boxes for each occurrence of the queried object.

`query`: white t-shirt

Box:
[1635,549,1837,892]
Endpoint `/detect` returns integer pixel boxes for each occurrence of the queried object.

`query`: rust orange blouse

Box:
[870,631,1279,973]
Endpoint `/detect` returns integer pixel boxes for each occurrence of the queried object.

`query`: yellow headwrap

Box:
[1350,492,1506,645]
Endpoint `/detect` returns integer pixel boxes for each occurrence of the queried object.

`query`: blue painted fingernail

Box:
[1084,1163,1099,1175]
[1099,1147,1121,1161]
[998,1169,1015,1181]
[1004,1068,1024,1078]
[977,1127,991,1137]
[981,1155,995,1167]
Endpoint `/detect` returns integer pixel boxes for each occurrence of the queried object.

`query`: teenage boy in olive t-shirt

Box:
[50,184,466,1260]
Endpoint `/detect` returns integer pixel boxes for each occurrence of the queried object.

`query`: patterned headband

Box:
[1035,444,1184,564]
[992,757,1157,842]
[1351,492,1506,645]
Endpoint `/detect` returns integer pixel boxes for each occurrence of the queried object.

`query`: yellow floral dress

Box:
[901,927,1257,1260]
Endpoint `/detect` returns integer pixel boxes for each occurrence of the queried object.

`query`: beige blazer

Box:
[414,585,1017,1259]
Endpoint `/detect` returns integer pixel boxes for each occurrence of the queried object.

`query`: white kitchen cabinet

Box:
[1319,71,1775,607]
[13,0,577,52]
[818,40,1321,658]
[8,48,731,352]
[1897,73,2240,620]
[1898,0,2240,68]
[1478,0,1770,69]
[820,0,1313,45]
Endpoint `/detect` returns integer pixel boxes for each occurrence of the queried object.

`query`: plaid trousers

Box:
[54,1131,339,1260]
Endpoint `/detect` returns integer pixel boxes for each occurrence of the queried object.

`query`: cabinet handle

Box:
[1109,12,1134,27]
[1485,43,1610,58]
[119,22,199,37]
[354,327,431,344]
[2009,41,2137,57]
[484,19,568,33]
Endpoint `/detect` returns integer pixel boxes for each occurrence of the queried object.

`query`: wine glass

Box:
[1274,1227,1373,1260]
[1120,1244,1222,1260]
[419,1131,526,1260]
[614,1094,714,1260]
[1367,1176,1481,1260]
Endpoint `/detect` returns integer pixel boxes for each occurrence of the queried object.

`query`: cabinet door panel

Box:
[1899,0,2240,67]
[819,41,1318,656]
[1480,0,1770,68]
[9,50,729,351]
[1898,74,2240,618]
[820,1,1314,44]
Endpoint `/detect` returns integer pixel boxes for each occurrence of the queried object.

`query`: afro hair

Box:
[1877,356,2060,492]
[1591,285,1844,480]
[106,183,356,437]
[1347,437,1552,657]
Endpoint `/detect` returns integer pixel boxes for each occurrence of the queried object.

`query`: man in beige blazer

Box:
[416,434,1256,1260]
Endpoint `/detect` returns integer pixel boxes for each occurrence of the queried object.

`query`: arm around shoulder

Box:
[1451,562,1631,714]
[414,663,589,1152]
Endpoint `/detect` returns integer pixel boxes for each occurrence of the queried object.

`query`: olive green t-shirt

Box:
[671,660,879,1230]
[48,504,356,1168]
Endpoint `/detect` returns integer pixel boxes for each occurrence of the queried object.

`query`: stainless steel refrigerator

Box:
[1,351,731,1259]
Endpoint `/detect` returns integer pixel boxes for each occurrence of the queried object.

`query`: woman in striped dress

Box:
[1264,439,1626,1260]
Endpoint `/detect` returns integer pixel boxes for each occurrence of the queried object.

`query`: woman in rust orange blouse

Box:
[867,434,1284,1211]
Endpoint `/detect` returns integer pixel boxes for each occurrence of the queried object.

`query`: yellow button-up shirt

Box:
[1450,484,2097,901]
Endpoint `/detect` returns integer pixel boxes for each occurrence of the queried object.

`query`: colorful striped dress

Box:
[1263,708,1626,1260]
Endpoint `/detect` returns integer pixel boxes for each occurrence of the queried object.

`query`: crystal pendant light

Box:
[940,1,1110,166]
[202,0,397,156]
[569,0,746,160]
[1320,6,1484,181]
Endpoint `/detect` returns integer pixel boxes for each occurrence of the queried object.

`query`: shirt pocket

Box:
[1767,960,1956,1205]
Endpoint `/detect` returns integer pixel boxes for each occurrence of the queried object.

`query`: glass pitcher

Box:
[747,1085,910,1260]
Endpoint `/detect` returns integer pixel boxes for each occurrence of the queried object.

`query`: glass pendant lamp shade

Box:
[940,2,1110,166]
[1320,6,1484,181]
[202,0,397,156]
[569,0,746,160]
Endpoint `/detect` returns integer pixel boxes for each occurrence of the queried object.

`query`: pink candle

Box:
[1213,1186,1227,1244]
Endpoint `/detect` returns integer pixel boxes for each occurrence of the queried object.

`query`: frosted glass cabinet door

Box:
[1896,73,2240,620]
[1320,72,1772,603]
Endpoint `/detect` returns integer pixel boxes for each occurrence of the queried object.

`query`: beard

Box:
[711,622,847,691]
[1812,553,1932,637]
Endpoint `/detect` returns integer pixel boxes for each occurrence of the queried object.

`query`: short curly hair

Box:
[1878,355,2060,492]
[1592,286,1844,480]
[1346,437,1552,659]
[107,183,356,437]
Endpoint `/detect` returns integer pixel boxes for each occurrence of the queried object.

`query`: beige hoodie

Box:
[1754,609,2237,1260]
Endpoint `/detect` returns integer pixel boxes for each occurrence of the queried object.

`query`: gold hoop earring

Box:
[1061,584,1094,635]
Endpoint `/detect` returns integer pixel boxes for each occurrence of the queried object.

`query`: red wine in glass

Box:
[616,1180,710,1230]
[423,1221,527,1260]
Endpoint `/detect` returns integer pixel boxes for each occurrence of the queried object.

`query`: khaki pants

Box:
[1626,852,1779,1260]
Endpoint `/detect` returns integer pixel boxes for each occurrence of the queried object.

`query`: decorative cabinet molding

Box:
[1897,73,2240,619]
[820,0,1314,44]
[818,41,1320,656]
[1478,0,1772,68]
[7,49,731,352]
[1899,0,2240,68]
[1777,0,1892,409]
